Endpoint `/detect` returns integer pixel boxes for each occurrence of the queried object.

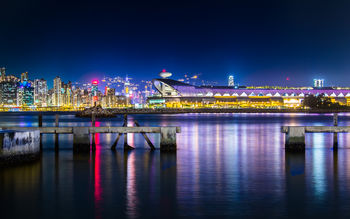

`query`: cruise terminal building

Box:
[148,78,350,108]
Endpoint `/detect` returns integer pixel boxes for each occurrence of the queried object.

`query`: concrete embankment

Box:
[0,130,40,165]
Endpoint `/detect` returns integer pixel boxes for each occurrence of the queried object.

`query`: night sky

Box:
[1,0,350,87]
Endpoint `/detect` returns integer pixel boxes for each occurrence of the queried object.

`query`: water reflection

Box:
[1,113,350,217]
[285,152,306,217]
[93,128,103,218]
[125,151,138,219]
[160,152,177,218]
[311,134,327,200]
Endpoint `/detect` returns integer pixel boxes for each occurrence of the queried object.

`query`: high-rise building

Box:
[104,88,116,107]
[34,79,48,106]
[228,75,234,87]
[17,81,34,106]
[91,80,99,106]
[5,75,20,82]
[47,88,54,106]
[21,86,34,106]
[0,67,6,82]
[61,81,73,106]
[53,76,62,106]
[0,81,17,106]
[21,72,28,83]
[73,87,83,107]
[313,79,324,88]
[124,76,130,95]
[91,80,98,96]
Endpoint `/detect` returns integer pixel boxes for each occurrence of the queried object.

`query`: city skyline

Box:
[1,0,350,86]
[3,64,350,110]
[0,66,339,89]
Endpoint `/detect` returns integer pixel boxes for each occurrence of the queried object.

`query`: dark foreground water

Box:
[1,113,350,218]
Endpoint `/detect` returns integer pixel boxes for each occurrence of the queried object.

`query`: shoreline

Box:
[110,108,350,114]
[0,108,350,115]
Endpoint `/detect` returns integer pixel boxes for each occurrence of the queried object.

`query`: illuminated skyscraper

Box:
[124,76,131,105]
[313,79,324,88]
[21,72,28,83]
[22,85,34,106]
[0,81,17,105]
[0,67,6,82]
[91,80,99,106]
[17,81,34,106]
[62,81,73,106]
[34,79,48,107]
[103,87,116,107]
[53,76,62,106]
[228,75,234,86]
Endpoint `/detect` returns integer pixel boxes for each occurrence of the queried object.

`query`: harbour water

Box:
[1,113,350,218]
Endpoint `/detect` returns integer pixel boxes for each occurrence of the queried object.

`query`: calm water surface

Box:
[1,113,350,218]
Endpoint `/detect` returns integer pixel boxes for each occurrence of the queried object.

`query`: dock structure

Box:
[0,126,181,152]
[281,126,350,151]
[281,113,342,151]
[0,114,180,152]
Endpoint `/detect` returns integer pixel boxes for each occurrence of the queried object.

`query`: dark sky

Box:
[1,0,350,87]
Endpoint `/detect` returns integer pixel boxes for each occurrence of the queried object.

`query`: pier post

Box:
[160,127,177,151]
[38,114,43,127]
[91,112,96,151]
[0,130,41,165]
[73,127,90,153]
[285,127,305,151]
[134,120,155,150]
[123,114,133,150]
[55,114,59,150]
[38,113,43,150]
[333,113,338,148]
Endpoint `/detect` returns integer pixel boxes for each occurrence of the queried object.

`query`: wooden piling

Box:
[38,114,43,127]
[333,113,338,148]
[55,114,59,151]
[38,114,43,150]
[123,114,134,150]
[111,130,123,150]
[91,112,96,151]
[73,127,90,153]
[160,127,177,151]
[111,115,128,150]
[134,120,155,150]
[285,127,306,152]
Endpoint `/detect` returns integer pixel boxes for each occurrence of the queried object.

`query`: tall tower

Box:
[313,79,324,88]
[228,75,234,86]
[0,67,6,82]
[34,79,48,106]
[21,72,28,83]
[124,76,131,105]
[53,76,62,106]
[91,80,99,106]
[124,76,130,95]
